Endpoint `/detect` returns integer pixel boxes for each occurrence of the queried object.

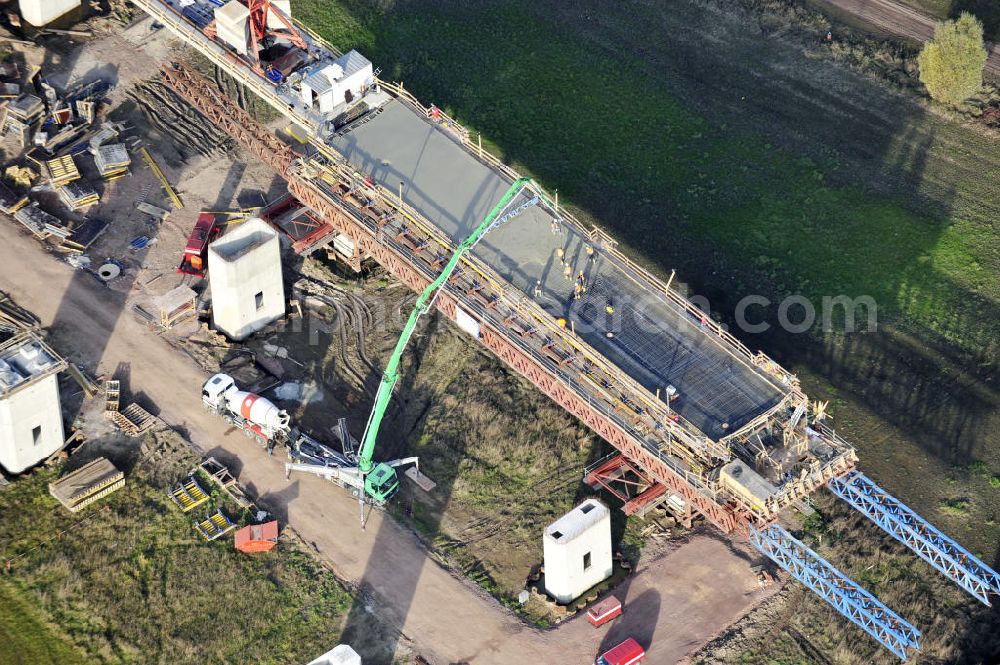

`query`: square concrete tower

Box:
[208,217,285,341]
[0,333,66,474]
[308,644,361,665]
[19,0,80,26]
[543,498,613,603]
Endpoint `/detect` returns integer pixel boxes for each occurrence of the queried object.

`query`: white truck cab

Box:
[203,373,236,409]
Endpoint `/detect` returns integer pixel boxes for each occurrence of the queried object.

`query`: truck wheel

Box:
[244,428,254,438]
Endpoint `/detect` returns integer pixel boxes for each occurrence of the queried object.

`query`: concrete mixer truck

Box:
[202,373,291,450]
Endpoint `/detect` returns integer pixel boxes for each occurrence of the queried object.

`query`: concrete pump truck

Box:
[282,177,550,522]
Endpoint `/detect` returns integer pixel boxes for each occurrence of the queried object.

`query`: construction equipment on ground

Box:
[196,509,236,540]
[202,373,291,447]
[130,0,1000,657]
[177,212,221,276]
[169,475,210,512]
[285,178,543,519]
[234,520,279,552]
[139,146,183,209]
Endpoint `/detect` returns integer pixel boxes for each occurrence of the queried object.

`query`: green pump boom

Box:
[358,177,543,501]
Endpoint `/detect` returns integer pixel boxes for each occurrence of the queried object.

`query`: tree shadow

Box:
[951,0,1000,42]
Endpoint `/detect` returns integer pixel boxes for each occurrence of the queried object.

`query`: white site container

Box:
[0,337,65,474]
[207,217,286,341]
[543,498,613,604]
[19,0,80,27]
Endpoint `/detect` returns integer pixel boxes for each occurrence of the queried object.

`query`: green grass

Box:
[0,433,389,665]
[0,580,86,665]
[295,0,1000,361]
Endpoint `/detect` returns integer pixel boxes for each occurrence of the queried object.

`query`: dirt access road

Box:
[812,0,1000,77]
[1,227,777,660]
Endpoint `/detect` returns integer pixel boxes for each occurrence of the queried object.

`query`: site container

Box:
[596,637,645,665]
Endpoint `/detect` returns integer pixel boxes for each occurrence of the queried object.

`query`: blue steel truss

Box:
[749,524,921,660]
[830,471,1000,606]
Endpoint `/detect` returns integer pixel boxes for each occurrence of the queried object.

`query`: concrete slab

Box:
[332,100,786,437]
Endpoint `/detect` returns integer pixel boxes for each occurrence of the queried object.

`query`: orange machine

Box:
[234,520,279,553]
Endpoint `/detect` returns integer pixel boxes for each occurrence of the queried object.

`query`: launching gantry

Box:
[129,0,1000,658]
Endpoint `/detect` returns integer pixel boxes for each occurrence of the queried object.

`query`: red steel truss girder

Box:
[624,483,668,516]
[161,60,297,177]
[585,454,668,516]
[478,326,744,534]
[288,175,745,532]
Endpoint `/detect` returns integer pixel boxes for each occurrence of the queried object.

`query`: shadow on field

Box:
[296,313,456,664]
[951,0,1000,41]
[313,0,1000,660]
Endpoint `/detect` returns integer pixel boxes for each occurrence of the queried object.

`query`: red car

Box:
[177,213,221,277]
[596,637,645,665]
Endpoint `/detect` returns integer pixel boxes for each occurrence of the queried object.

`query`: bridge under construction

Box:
[128,0,1000,658]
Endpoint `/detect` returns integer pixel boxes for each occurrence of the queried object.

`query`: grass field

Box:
[286,0,1000,661]
[296,0,1000,361]
[0,431,401,664]
[0,580,85,665]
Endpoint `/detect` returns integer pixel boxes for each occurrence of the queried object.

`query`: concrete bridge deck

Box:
[332,99,787,438]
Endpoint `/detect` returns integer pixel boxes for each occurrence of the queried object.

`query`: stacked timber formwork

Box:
[49,457,124,512]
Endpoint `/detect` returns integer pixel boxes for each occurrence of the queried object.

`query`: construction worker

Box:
[534,280,543,298]
[605,301,615,315]
[577,270,586,291]
[563,264,572,281]
[574,283,583,300]
[556,247,565,266]
[585,244,595,262]
[557,317,567,328]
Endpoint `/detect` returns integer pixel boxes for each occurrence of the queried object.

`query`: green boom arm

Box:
[358,177,538,497]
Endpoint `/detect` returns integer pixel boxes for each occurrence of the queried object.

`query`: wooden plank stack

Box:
[108,403,158,436]
[48,457,124,512]
[93,143,130,180]
[45,154,80,186]
[57,180,100,211]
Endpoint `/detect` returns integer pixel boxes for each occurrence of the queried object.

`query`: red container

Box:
[596,637,645,665]
[177,213,221,277]
[587,595,622,627]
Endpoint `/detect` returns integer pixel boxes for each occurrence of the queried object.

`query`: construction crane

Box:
[287,177,548,523]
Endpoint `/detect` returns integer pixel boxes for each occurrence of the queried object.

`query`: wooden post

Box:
[571,320,575,335]
[665,269,676,296]
[398,181,404,208]
[478,133,483,158]
[554,190,559,211]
